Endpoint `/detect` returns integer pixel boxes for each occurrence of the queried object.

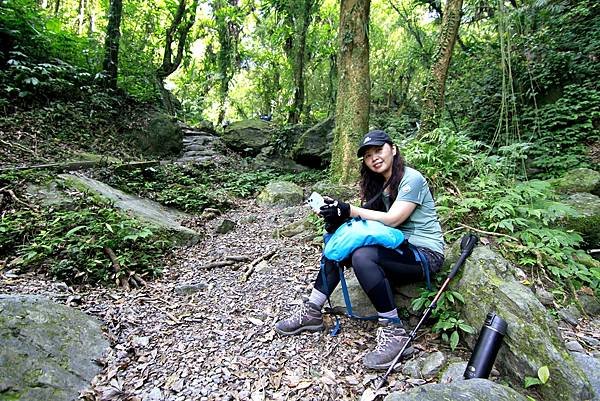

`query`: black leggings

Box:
[315,244,429,313]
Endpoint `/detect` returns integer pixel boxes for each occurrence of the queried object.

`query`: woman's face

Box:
[362,143,396,178]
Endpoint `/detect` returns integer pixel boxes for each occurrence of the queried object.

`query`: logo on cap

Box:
[363,136,371,144]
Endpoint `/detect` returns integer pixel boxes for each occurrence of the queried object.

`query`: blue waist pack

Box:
[323,217,405,262]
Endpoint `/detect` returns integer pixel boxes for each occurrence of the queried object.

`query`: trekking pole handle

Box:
[448,234,478,280]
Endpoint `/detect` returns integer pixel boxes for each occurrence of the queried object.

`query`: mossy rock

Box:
[384,378,529,401]
[256,180,303,207]
[0,295,108,401]
[292,117,335,168]
[221,119,272,155]
[309,180,359,202]
[137,113,183,157]
[448,243,593,401]
[550,168,600,195]
[561,192,600,248]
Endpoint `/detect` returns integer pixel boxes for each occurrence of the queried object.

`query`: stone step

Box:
[181,150,214,158]
[177,156,213,163]
[183,136,216,146]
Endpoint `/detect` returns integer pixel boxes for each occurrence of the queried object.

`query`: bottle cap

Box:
[485,312,508,335]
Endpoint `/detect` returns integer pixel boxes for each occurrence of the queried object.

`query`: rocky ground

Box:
[2,198,598,401]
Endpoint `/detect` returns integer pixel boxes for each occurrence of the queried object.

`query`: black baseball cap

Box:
[357,130,393,157]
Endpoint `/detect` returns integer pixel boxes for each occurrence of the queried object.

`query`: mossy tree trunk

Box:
[331,0,371,184]
[213,0,241,126]
[419,0,463,135]
[102,0,123,89]
[288,0,316,124]
[155,0,198,116]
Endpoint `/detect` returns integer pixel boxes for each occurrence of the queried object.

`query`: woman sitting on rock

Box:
[274,130,445,371]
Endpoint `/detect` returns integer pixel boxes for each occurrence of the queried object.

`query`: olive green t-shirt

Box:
[382,166,445,255]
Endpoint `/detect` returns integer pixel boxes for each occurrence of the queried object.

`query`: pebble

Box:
[566,340,585,353]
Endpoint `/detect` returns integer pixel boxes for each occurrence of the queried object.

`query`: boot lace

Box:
[373,326,407,353]
[290,302,311,325]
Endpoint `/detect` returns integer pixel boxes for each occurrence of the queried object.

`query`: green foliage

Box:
[0,174,172,285]
[411,286,475,350]
[524,366,551,388]
[445,0,599,178]
[97,162,324,214]
[522,83,600,177]
[403,129,600,295]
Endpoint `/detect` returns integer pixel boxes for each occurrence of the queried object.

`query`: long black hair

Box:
[360,144,405,211]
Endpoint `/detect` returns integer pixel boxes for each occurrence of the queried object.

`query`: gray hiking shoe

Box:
[363,323,415,370]
[274,301,324,335]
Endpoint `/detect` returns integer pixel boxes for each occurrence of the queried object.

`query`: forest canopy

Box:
[1,0,598,178]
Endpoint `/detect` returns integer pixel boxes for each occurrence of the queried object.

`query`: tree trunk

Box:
[331,0,371,184]
[288,0,315,124]
[155,0,199,116]
[327,53,337,116]
[87,0,95,35]
[77,0,86,35]
[419,0,463,135]
[54,0,60,15]
[40,0,48,8]
[214,0,240,126]
[102,0,123,88]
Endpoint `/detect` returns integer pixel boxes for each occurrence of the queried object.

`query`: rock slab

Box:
[0,295,108,401]
[384,378,528,401]
[59,173,200,245]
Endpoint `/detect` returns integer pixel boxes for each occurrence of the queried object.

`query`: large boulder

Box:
[221,119,272,155]
[561,192,600,248]
[256,180,304,207]
[137,113,183,157]
[292,117,335,168]
[384,378,529,401]
[0,295,108,401]
[59,174,201,245]
[329,270,424,316]
[550,167,600,195]
[449,243,594,401]
[310,180,359,202]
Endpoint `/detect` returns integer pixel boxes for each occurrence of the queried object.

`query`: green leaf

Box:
[450,330,459,350]
[538,366,550,384]
[66,225,86,237]
[524,377,542,388]
[105,223,113,233]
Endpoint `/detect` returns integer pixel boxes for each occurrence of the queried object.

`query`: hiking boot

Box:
[363,323,415,370]
[274,301,324,336]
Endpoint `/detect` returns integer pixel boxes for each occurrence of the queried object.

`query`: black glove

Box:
[320,198,351,222]
[324,219,344,234]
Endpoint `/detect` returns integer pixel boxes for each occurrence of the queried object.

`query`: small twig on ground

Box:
[202,260,237,270]
[225,255,252,262]
[0,188,35,209]
[103,247,130,291]
[240,250,277,282]
[0,138,36,155]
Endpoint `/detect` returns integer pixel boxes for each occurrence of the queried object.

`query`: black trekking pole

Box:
[373,233,479,391]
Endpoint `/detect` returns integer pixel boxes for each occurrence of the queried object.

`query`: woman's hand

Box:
[319,198,351,220]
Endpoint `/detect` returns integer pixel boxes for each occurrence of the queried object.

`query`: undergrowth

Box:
[0,171,173,285]
[95,161,326,213]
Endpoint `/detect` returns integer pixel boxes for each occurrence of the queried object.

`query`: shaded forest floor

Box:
[2,197,458,401]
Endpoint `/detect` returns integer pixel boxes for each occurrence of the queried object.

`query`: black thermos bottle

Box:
[464,312,508,379]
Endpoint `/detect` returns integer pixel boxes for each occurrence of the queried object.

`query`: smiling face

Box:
[362,143,396,180]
